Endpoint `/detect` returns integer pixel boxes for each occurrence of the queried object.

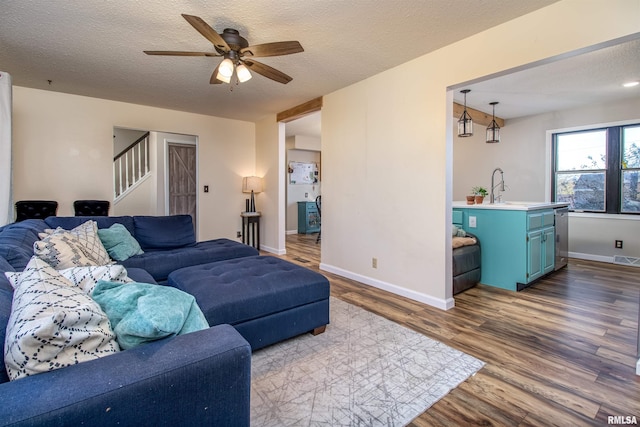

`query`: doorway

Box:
[283,111,322,253]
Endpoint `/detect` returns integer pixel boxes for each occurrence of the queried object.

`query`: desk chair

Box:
[315,195,321,244]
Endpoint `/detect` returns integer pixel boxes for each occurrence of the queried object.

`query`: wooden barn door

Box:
[168,143,197,227]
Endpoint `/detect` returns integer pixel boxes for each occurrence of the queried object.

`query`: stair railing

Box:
[114,132,150,198]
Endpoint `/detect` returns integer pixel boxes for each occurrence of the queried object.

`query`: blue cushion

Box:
[167,256,330,327]
[125,268,157,285]
[0,219,48,270]
[0,286,12,384]
[133,215,196,250]
[0,255,14,384]
[92,281,209,350]
[121,238,258,282]
[97,224,144,261]
[45,216,136,236]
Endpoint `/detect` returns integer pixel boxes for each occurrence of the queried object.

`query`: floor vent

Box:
[613,255,640,267]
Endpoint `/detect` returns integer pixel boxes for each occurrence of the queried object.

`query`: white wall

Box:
[12,87,255,241]
[314,0,640,309]
[255,116,285,254]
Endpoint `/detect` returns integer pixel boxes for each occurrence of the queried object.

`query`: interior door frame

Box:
[277,97,322,254]
[163,135,198,234]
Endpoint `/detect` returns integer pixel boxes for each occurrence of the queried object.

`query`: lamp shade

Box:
[242,176,263,193]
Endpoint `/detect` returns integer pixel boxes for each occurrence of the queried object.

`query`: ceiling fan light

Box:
[236,64,252,82]
[218,58,234,78]
[216,70,231,84]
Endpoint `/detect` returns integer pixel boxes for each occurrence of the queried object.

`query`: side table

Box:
[241,212,261,249]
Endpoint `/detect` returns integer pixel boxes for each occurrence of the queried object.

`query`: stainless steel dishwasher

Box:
[554,207,568,270]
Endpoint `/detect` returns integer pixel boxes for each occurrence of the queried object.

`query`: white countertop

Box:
[452,201,569,211]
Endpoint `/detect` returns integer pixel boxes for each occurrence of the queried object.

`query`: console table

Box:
[241,212,261,249]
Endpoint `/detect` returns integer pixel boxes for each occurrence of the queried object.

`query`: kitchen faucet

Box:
[490,167,505,203]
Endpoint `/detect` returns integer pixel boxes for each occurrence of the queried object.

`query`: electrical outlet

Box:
[204,185,209,193]
[372,257,378,268]
[237,231,242,238]
[469,216,477,228]
[305,192,308,198]
[615,240,623,249]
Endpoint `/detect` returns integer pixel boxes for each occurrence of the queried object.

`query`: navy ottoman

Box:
[167,256,330,350]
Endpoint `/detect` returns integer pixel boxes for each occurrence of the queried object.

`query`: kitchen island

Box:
[453,201,569,291]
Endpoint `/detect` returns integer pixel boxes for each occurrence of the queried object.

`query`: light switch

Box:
[204,185,209,193]
[469,216,477,228]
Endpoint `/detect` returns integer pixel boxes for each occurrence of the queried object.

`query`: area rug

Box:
[250,297,484,426]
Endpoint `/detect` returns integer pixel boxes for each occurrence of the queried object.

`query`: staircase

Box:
[114,132,150,199]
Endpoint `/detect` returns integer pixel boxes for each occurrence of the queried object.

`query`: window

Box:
[621,125,640,212]
[552,123,640,214]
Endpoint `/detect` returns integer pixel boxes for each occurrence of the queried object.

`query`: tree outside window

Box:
[553,124,640,214]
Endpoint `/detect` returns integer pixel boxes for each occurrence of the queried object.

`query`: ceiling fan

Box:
[144,14,303,85]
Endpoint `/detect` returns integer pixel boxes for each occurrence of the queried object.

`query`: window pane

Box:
[556,172,605,210]
[622,170,640,212]
[622,126,640,169]
[556,130,606,171]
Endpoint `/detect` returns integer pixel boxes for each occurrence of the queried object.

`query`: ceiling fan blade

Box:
[181,14,230,52]
[240,41,304,57]
[209,64,223,84]
[243,59,293,84]
[144,50,221,57]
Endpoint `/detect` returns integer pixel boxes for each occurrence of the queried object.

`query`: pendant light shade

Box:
[457,89,473,137]
[486,102,500,143]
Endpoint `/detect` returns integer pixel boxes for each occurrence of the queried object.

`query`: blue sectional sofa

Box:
[0,215,258,426]
[0,214,330,426]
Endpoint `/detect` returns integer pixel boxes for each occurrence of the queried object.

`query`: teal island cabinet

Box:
[452,201,568,291]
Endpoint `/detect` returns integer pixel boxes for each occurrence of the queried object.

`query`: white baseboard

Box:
[569,252,614,263]
[637,358,640,376]
[286,230,298,235]
[319,263,455,310]
[259,245,286,255]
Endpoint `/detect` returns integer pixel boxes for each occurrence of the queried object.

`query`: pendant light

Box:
[486,102,500,143]
[457,89,473,137]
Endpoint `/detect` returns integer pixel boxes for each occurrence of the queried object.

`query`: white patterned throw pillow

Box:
[34,220,111,269]
[3,257,120,380]
[59,264,133,295]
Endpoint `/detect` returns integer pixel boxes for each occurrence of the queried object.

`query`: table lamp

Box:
[242,176,263,212]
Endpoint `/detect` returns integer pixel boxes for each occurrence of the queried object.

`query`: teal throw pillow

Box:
[97,224,144,261]
[92,281,209,350]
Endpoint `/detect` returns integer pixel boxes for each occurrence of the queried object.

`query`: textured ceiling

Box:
[453,37,640,120]
[0,0,561,123]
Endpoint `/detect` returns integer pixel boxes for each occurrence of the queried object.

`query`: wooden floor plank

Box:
[275,233,640,425]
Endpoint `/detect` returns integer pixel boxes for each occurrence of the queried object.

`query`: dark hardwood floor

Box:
[275,233,640,426]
